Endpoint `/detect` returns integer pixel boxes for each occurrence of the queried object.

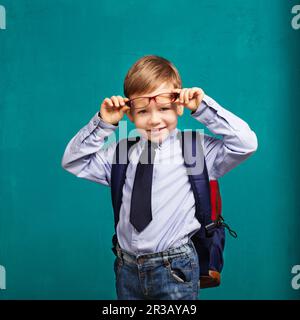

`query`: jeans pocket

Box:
[166,254,193,284]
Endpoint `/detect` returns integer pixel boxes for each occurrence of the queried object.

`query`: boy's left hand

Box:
[172,87,205,112]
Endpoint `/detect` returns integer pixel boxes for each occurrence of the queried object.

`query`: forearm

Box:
[191,94,258,178]
[61,112,118,184]
[192,94,257,152]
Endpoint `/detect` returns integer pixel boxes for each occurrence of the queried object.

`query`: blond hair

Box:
[123,55,182,98]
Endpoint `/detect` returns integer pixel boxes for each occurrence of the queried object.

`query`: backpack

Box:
[110,130,237,288]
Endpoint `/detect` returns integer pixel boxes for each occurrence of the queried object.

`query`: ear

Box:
[176,104,184,116]
[125,108,134,122]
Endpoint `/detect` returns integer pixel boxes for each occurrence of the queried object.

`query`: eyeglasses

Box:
[127,92,180,109]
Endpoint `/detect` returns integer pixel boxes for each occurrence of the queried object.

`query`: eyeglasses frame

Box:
[127,92,180,109]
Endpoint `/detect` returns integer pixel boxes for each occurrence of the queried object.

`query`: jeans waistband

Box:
[116,238,195,266]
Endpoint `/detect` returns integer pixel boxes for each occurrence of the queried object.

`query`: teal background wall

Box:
[0,0,299,299]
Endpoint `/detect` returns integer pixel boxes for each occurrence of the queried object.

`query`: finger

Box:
[104,98,113,107]
[120,105,130,113]
[189,89,196,99]
[194,88,204,101]
[184,89,190,104]
[111,96,120,107]
[117,95,126,106]
[123,98,131,109]
[193,87,203,95]
[180,89,186,103]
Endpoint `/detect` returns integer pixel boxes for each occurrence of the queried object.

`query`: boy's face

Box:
[125,82,183,144]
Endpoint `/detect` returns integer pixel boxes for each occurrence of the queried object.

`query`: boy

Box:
[61,55,258,300]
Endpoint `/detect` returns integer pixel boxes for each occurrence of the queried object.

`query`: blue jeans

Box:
[114,238,200,300]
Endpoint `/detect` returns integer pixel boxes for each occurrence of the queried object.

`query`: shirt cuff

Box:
[86,112,119,136]
[190,94,217,126]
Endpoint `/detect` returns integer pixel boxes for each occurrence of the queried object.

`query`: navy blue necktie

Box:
[130,141,158,232]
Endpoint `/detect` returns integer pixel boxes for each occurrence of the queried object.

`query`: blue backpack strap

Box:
[178,130,227,286]
[110,136,140,256]
[177,130,212,228]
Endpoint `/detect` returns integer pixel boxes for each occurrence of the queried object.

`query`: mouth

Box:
[147,127,167,133]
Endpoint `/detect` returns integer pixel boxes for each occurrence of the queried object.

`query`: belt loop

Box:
[162,249,170,267]
[116,242,124,264]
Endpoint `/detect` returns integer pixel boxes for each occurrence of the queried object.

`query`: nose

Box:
[148,109,161,126]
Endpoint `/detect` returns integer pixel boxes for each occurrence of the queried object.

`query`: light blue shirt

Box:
[61,94,258,255]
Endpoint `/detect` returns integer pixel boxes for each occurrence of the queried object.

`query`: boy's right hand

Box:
[99,96,130,125]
